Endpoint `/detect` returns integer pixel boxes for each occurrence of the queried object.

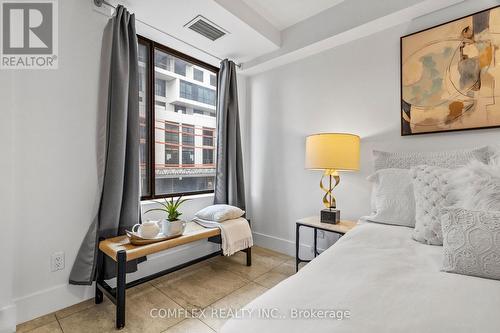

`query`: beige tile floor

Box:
[17,246,296,333]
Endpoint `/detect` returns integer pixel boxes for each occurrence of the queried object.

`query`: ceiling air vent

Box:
[185,15,228,41]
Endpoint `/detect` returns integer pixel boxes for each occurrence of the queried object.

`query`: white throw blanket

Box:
[194,217,253,256]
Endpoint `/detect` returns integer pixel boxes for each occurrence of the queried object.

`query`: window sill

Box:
[141,192,214,206]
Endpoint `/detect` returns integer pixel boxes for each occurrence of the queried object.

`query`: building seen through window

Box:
[138,39,218,198]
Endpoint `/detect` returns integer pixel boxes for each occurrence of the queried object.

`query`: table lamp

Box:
[305,133,360,224]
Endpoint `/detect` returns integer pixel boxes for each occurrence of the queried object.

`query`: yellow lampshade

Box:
[305,133,360,171]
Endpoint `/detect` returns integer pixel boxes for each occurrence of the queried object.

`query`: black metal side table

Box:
[295,217,356,272]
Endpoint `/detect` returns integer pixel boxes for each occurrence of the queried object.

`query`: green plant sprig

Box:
[144,196,189,222]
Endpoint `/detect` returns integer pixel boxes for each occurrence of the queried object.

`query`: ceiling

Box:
[124,0,280,65]
[116,0,466,72]
[120,0,346,65]
[241,0,345,30]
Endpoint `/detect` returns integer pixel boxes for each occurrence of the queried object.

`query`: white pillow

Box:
[195,204,245,222]
[410,165,453,245]
[449,160,500,211]
[363,169,415,227]
[373,146,489,171]
[441,207,500,281]
[489,145,500,165]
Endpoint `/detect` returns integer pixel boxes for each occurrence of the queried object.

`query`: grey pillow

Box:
[410,165,452,245]
[373,146,489,171]
[441,208,500,281]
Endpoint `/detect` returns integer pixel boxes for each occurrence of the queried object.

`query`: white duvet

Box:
[221,222,500,333]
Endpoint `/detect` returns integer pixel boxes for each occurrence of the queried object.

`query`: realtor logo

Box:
[1,0,58,69]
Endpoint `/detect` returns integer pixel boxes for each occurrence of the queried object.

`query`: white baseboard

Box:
[15,232,331,324]
[0,304,16,333]
[252,231,295,256]
[252,231,331,259]
[15,240,220,324]
[15,282,94,326]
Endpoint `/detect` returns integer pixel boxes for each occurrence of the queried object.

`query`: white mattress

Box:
[221,222,500,333]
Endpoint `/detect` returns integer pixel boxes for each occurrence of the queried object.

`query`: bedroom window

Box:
[138,36,219,200]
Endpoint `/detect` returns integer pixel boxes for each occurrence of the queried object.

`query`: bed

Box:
[221,221,500,333]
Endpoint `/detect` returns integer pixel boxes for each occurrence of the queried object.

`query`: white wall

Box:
[8,0,223,324]
[10,0,107,323]
[245,0,500,256]
[0,70,15,332]
[8,0,500,325]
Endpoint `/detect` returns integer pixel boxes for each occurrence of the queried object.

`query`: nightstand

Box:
[295,217,356,272]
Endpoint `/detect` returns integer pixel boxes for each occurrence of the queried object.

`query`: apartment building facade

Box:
[139,44,218,197]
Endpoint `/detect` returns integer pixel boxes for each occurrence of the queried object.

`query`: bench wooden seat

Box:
[96,220,252,330]
[99,222,221,262]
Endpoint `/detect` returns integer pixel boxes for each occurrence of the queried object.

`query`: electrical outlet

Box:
[51,252,65,272]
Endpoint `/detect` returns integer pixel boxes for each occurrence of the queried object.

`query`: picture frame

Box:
[401,5,500,136]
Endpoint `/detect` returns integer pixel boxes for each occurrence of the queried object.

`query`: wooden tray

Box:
[125,230,183,245]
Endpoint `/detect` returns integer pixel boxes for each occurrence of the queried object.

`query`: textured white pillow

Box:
[449,161,500,211]
[363,169,415,227]
[489,145,500,165]
[373,146,489,171]
[195,204,245,222]
[441,208,500,280]
[410,165,453,245]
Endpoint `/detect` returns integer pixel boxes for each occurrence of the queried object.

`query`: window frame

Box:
[138,35,219,200]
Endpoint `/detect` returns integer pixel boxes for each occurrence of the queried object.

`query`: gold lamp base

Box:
[319,169,340,224]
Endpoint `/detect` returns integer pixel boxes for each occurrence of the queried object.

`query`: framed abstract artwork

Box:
[401,5,500,136]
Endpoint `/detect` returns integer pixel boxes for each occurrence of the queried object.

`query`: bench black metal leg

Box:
[95,238,104,304]
[116,250,126,329]
[245,247,252,266]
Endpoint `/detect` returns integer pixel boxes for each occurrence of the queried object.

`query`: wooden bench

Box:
[95,222,252,329]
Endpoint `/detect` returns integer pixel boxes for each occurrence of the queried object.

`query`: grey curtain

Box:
[70,5,141,285]
[214,60,246,210]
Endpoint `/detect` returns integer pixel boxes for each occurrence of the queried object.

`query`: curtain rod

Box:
[94,0,242,68]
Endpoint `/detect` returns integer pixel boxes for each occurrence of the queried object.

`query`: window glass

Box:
[203,128,214,146]
[174,59,187,76]
[203,149,214,165]
[182,147,195,165]
[210,74,217,87]
[180,80,216,106]
[165,147,179,165]
[202,127,215,166]
[182,125,195,146]
[165,122,179,144]
[193,68,204,82]
[175,105,186,114]
[155,51,173,70]
[145,46,218,197]
[155,79,166,97]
